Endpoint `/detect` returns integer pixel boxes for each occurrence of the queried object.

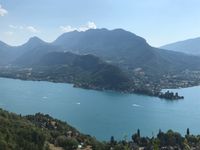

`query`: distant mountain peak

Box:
[27,36,45,44]
[160,37,200,55]
[21,36,48,49]
[53,28,148,48]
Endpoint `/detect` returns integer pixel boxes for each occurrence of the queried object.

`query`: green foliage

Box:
[1,108,200,150]
[55,136,78,150]
[153,139,160,150]
[0,109,105,150]
[157,130,184,147]
[0,109,46,150]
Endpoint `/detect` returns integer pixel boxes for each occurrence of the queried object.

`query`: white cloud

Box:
[60,25,76,32]
[0,5,7,16]
[26,26,39,33]
[60,21,97,33]
[78,21,97,31]
[88,22,97,29]
[4,31,14,36]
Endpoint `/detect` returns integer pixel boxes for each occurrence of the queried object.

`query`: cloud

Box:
[78,21,97,31]
[60,25,76,32]
[4,31,13,36]
[60,21,97,33]
[88,22,97,29]
[0,5,8,16]
[26,26,39,33]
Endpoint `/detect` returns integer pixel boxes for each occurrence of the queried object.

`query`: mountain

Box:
[23,36,47,47]
[53,28,148,59]
[1,28,200,96]
[14,51,131,91]
[1,28,200,76]
[0,41,15,65]
[53,29,200,75]
[40,52,130,90]
[0,37,49,65]
[53,29,152,68]
[160,37,200,55]
[14,44,64,66]
[43,52,130,89]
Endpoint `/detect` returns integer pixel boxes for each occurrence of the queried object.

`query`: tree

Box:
[153,139,160,150]
[137,129,140,138]
[110,136,115,145]
[132,133,140,145]
[183,139,190,150]
[186,128,190,136]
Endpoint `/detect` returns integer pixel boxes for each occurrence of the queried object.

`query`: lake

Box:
[0,77,200,141]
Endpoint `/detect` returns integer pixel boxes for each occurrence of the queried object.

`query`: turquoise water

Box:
[0,77,200,140]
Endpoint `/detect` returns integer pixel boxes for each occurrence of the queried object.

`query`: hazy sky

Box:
[1,0,200,47]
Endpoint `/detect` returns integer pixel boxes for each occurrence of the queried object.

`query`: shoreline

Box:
[0,76,186,100]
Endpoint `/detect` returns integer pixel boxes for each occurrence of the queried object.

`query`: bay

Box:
[0,77,200,140]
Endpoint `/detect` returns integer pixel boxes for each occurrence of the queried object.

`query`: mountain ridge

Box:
[1,28,200,97]
[160,37,200,55]
[1,28,200,76]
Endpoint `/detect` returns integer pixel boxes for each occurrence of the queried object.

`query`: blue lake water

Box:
[0,77,200,140]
